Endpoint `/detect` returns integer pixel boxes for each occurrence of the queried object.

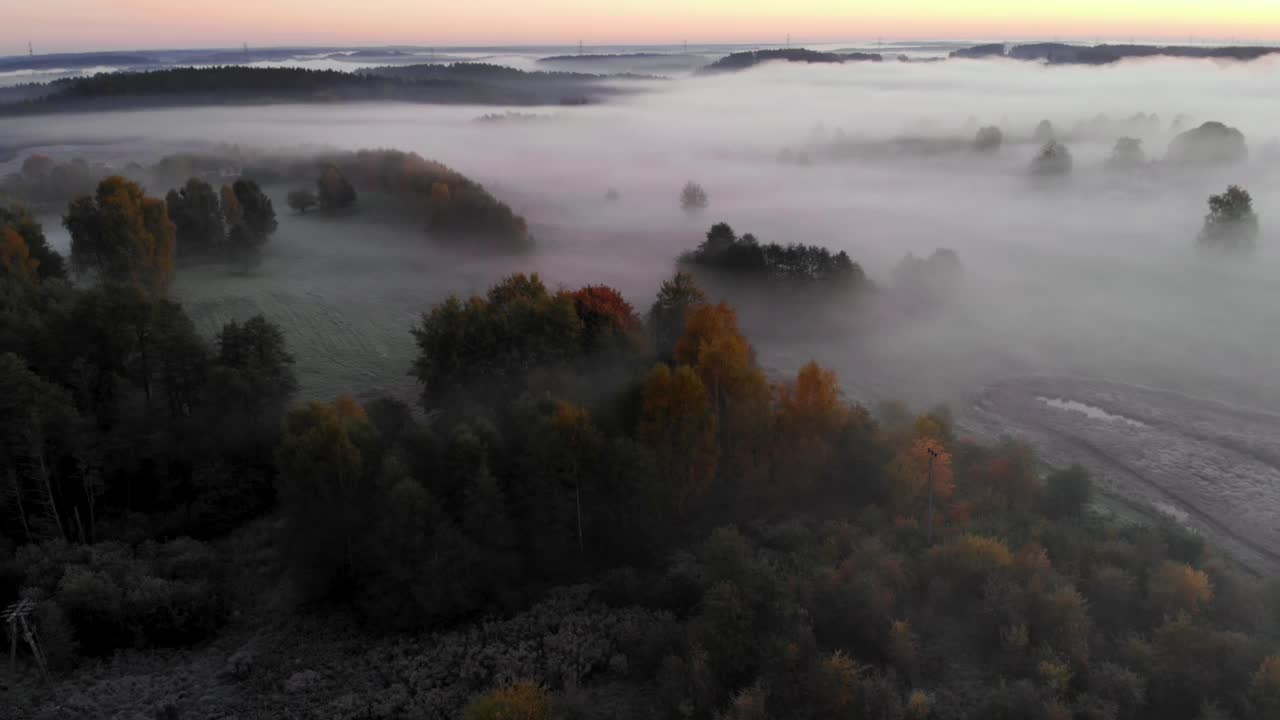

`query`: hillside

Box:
[0,63,645,115]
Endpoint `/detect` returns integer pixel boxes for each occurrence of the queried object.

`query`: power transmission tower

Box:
[29,41,34,57]
[925,447,938,544]
[578,39,583,56]
[5,598,48,682]
[787,33,791,48]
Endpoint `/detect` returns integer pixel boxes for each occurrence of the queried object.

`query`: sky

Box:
[6,0,1280,53]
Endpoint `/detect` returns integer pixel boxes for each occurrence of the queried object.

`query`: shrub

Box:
[463,681,551,720]
[15,538,228,658]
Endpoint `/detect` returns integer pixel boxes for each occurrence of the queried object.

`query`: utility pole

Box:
[925,447,938,544]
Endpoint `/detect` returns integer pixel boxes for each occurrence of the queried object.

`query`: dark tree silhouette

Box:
[1107,137,1147,170]
[316,166,357,211]
[680,181,709,213]
[166,178,225,255]
[1030,140,1073,176]
[224,179,277,269]
[1198,185,1259,253]
[974,126,1003,153]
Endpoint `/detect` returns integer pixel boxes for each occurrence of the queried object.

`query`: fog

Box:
[7,52,1280,566]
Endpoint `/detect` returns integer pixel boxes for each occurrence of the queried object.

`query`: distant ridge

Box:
[698,48,883,73]
[0,63,651,115]
[950,42,1280,64]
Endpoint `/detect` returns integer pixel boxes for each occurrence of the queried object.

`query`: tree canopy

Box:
[681,222,867,289]
[1198,185,1259,253]
[64,176,175,293]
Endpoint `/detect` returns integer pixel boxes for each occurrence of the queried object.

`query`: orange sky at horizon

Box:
[7,0,1280,52]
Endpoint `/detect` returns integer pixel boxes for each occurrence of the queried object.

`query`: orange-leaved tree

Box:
[772,360,849,494]
[675,302,771,483]
[571,284,643,353]
[885,435,954,525]
[64,176,176,293]
[969,440,1040,513]
[638,364,718,513]
[0,226,38,281]
[463,680,551,720]
[1148,561,1214,616]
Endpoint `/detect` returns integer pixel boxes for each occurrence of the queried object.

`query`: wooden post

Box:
[926,448,938,544]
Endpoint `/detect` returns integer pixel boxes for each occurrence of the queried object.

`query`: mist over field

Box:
[6,52,1280,570]
[10,34,1280,718]
[7,56,1280,406]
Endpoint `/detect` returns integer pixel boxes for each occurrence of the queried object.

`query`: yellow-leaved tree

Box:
[772,360,849,493]
[886,436,954,524]
[675,302,772,486]
[463,681,551,720]
[64,175,175,293]
[0,226,38,281]
[639,364,719,513]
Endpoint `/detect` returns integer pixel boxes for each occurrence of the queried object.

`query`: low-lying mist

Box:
[6,55,1280,413]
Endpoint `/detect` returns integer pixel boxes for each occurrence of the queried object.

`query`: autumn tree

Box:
[638,364,718,512]
[1,227,39,281]
[772,360,849,493]
[64,176,176,293]
[885,436,954,525]
[648,270,707,358]
[316,165,357,211]
[276,395,379,598]
[430,181,451,205]
[463,681,551,720]
[930,533,1014,589]
[1251,656,1280,720]
[411,274,583,408]
[675,302,772,484]
[165,178,225,255]
[570,284,642,354]
[1148,561,1214,616]
[969,439,1040,513]
[1,205,66,281]
[1198,185,1258,253]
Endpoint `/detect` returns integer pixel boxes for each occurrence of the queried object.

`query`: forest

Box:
[0,64,637,116]
[1,148,531,252]
[699,49,883,73]
[2,174,1279,719]
[949,42,1280,64]
[679,222,868,290]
